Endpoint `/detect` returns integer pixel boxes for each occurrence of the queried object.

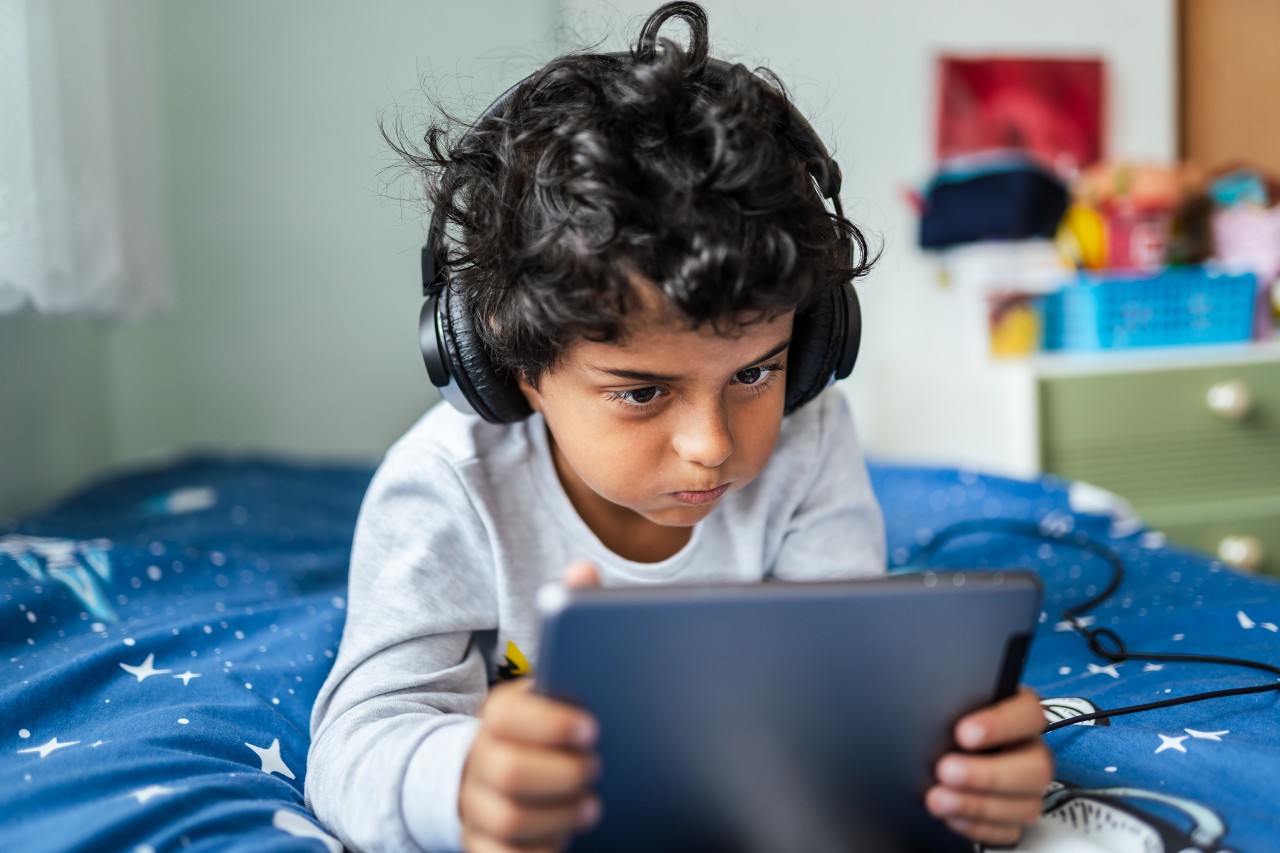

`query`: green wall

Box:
[0,316,113,519]
[1,0,561,520]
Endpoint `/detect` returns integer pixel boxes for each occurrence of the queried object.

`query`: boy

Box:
[307,3,1053,851]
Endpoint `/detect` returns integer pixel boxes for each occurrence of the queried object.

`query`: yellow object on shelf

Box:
[1056,204,1108,270]
[989,297,1042,357]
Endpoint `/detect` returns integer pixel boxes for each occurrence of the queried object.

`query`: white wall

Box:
[560,0,1177,450]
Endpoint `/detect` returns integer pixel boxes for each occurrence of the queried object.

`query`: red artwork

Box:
[936,57,1106,176]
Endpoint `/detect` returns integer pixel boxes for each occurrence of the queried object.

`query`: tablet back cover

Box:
[536,571,1040,853]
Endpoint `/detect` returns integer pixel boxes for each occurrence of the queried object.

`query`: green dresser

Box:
[1040,360,1280,575]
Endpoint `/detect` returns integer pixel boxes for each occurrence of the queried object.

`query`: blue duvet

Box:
[3,455,1277,851]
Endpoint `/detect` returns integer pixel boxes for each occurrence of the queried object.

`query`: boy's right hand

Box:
[460,560,603,852]
[459,681,600,852]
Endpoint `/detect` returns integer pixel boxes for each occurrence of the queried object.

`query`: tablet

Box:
[535,570,1041,853]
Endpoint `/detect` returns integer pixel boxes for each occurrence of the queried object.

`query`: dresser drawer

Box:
[1039,361,1280,508]
[1148,501,1280,577]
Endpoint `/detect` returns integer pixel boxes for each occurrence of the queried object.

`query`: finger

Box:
[465,783,600,846]
[955,686,1045,750]
[484,682,598,750]
[936,739,1055,797]
[945,816,1026,849]
[472,734,600,800]
[562,560,600,589]
[927,784,1044,828]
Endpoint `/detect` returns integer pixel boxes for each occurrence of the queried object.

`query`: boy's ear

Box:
[516,375,543,413]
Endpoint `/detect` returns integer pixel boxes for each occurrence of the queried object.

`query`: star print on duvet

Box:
[2,455,367,852]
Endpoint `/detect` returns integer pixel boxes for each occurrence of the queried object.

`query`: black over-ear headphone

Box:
[420,55,862,423]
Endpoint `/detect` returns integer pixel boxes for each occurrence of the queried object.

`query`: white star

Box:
[18,737,79,758]
[1155,734,1188,754]
[1143,663,1164,672]
[1086,663,1121,678]
[132,784,175,804]
[1186,729,1229,741]
[1054,616,1096,632]
[162,486,217,515]
[120,653,172,682]
[173,671,201,686]
[1238,610,1256,629]
[246,738,295,779]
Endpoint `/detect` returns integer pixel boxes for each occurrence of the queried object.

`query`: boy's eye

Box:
[620,386,660,405]
[732,361,785,390]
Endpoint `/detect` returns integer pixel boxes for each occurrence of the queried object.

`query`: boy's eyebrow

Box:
[592,338,792,383]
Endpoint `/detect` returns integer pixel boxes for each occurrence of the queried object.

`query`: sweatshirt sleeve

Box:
[769,387,887,581]
[306,440,497,853]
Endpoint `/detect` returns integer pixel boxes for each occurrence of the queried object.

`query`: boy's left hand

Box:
[926,686,1053,848]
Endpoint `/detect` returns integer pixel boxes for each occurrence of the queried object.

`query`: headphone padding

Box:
[784,283,852,413]
[442,287,533,424]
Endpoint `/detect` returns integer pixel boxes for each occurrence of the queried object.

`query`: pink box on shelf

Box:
[1212,205,1280,339]
[1213,205,1280,283]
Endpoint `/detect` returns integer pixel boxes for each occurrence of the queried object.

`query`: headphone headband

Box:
[420,52,861,422]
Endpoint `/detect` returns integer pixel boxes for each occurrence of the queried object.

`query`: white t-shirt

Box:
[306,386,885,852]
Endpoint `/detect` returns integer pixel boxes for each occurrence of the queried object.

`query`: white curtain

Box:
[0,0,170,318]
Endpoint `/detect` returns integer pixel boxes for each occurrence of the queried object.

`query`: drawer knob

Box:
[1206,379,1254,422]
[1218,535,1265,573]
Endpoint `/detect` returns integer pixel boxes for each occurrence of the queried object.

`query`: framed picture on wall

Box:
[936,56,1105,176]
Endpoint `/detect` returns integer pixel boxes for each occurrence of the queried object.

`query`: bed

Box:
[4,452,1277,852]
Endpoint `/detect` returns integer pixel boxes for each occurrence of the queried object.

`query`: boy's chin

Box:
[640,501,721,528]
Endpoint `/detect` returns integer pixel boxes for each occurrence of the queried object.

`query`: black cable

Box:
[907,518,1280,735]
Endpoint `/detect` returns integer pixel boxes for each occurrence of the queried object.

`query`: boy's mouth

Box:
[670,483,731,506]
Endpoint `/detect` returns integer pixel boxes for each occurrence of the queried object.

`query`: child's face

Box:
[518,284,794,541]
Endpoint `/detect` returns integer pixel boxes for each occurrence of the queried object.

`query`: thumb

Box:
[562,559,601,589]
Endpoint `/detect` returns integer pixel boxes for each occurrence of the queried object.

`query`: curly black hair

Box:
[385,1,875,385]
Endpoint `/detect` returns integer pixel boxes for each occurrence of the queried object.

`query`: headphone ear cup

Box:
[783,282,860,414]
[440,287,533,424]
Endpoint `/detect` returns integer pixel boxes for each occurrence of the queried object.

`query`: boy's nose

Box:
[671,399,733,469]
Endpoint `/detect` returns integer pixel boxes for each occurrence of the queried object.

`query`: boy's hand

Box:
[459,560,603,853]
[926,686,1053,848]
[560,559,600,589]
[460,680,600,852]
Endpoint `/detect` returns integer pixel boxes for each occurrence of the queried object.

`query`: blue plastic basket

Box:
[1042,267,1257,351]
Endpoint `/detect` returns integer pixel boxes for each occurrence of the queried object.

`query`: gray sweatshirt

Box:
[306,386,885,852]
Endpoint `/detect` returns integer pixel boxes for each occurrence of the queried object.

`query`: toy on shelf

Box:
[1207,165,1280,338]
[923,161,1269,359]
[913,53,1276,356]
[1056,161,1209,272]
